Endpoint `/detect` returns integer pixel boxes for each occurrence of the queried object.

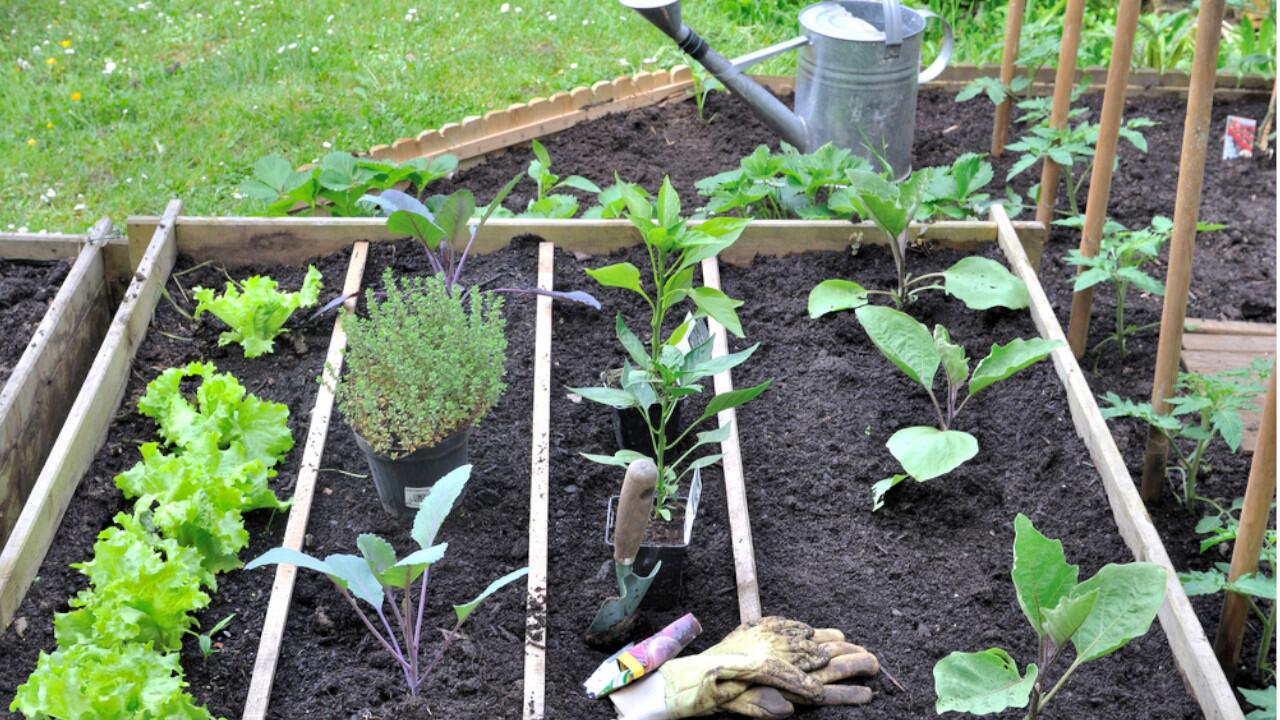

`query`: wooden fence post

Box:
[1065,0,1142,357]
[1034,0,1086,226]
[1213,372,1276,678]
[992,0,1028,157]
[1139,0,1227,500]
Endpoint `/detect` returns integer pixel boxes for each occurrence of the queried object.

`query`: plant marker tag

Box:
[583,613,702,698]
[683,470,702,545]
[1223,116,1257,160]
[404,485,430,509]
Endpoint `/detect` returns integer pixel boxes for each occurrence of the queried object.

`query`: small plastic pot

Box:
[602,369,683,453]
[604,469,702,610]
[352,426,470,519]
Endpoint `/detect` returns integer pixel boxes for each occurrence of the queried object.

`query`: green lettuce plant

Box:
[247,465,527,698]
[12,643,213,720]
[1180,498,1276,683]
[1102,359,1271,511]
[854,306,1061,509]
[240,151,457,217]
[520,139,602,219]
[569,178,771,519]
[808,166,1028,315]
[193,266,322,358]
[934,514,1167,718]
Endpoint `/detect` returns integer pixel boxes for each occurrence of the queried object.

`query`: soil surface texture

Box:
[0,251,352,719]
[0,259,69,387]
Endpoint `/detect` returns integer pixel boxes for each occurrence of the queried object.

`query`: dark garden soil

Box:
[0,250,352,719]
[0,259,70,387]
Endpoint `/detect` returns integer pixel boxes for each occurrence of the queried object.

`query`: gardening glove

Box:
[719,639,879,719]
[608,617,876,720]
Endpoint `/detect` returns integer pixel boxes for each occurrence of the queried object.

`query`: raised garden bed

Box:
[0,226,128,554]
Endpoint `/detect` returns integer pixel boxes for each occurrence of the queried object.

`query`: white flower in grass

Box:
[500,2,509,10]
[44,188,56,199]
[103,58,116,74]
[311,46,319,53]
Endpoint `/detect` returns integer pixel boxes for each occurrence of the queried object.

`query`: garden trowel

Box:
[586,458,662,647]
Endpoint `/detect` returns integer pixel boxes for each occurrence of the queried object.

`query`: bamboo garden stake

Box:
[1213,372,1276,678]
[991,0,1027,157]
[1034,0,1085,226]
[1139,0,1227,500]
[1065,0,1142,357]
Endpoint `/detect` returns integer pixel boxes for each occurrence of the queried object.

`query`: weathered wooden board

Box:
[0,233,115,547]
[126,216,1046,271]
[241,242,369,720]
[522,242,553,720]
[0,200,182,631]
[1182,319,1276,453]
[992,204,1244,720]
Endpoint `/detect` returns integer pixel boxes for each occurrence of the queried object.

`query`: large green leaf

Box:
[887,426,977,482]
[808,279,869,318]
[689,286,745,339]
[1070,562,1167,663]
[855,305,939,390]
[615,314,649,369]
[581,449,651,468]
[325,553,385,608]
[454,567,530,624]
[585,262,644,295]
[942,256,1030,310]
[969,338,1062,396]
[698,380,772,423]
[388,209,443,248]
[934,326,969,389]
[1011,513,1079,637]
[410,464,470,550]
[569,386,637,409]
[933,648,1037,715]
[1043,588,1098,647]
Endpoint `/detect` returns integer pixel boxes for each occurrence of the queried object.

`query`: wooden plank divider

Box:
[699,256,762,623]
[242,241,370,720]
[991,204,1243,720]
[0,199,182,630]
[522,242,554,720]
[1185,318,1277,337]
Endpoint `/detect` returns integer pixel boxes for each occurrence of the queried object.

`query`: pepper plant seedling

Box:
[688,63,725,123]
[934,514,1167,718]
[854,306,1060,509]
[1062,215,1224,362]
[584,176,651,219]
[246,465,528,698]
[1180,497,1276,683]
[362,181,599,308]
[1102,359,1271,511]
[520,139,602,219]
[569,178,772,519]
[808,164,1028,315]
[193,266,322,358]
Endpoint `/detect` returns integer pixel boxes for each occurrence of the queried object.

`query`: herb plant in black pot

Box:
[571,178,771,606]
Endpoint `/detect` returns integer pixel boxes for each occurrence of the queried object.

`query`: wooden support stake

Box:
[1140,0,1227,501]
[699,256,762,623]
[1035,0,1086,226]
[991,0,1027,156]
[991,204,1244,720]
[522,242,553,720]
[0,199,181,630]
[1213,371,1276,677]
[242,241,370,720]
[1065,0,1142,357]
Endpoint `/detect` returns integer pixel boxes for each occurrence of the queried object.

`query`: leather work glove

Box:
[608,617,878,720]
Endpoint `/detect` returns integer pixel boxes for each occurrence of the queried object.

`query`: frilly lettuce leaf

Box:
[192,265,322,358]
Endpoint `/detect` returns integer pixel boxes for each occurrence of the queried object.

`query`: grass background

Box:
[1,0,1272,232]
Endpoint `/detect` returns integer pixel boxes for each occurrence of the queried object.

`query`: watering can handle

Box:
[916,8,954,84]
[881,0,904,51]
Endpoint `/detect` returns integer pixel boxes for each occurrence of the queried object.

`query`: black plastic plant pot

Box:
[604,468,702,610]
[351,426,470,519]
[602,368,683,453]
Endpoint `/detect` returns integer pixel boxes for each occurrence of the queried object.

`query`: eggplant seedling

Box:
[934,514,1166,719]
[246,465,527,698]
[855,306,1060,509]
[569,178,772,519]
[808,161,1028,316]
[1102,358,1271,512]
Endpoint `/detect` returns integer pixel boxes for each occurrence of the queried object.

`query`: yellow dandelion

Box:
[60,40,71,48]
[46,121,54,129]
[46,57,56,66]
[70,91,81,101]
[27,138,37,146]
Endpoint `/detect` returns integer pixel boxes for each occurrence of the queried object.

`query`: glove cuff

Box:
[608,671,671,720]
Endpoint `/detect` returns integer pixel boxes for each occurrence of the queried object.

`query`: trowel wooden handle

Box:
[614,459,657,565]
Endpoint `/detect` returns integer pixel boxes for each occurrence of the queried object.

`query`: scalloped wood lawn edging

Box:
[0,225,130,554]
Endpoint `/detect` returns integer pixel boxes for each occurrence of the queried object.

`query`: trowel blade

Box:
[585,560,662,640]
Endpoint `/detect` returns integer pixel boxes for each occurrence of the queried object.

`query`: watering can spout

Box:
[619,0,811,150]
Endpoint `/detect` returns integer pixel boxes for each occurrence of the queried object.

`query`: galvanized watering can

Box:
[620,0,953,178]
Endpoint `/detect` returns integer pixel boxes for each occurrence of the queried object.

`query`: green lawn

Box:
[2,0,807,233]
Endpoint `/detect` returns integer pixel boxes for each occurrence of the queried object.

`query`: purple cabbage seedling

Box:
[246,465,528,697]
